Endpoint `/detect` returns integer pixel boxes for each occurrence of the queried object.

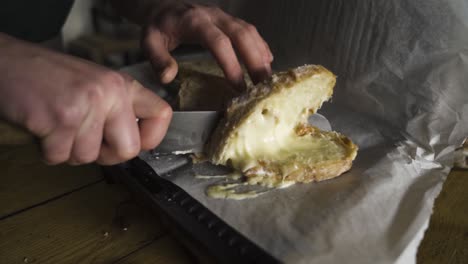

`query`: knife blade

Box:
[153,111,221,154]
[153,111,332,154]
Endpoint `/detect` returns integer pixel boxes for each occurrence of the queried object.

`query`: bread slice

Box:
[207,65,358,187]
[177,72,240,111]
[176,60,251,111]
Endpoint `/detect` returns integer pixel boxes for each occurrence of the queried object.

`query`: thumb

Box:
[143,28,179,84]
[130,80,173,150]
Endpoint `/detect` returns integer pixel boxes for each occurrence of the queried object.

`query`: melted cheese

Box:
[205,65,358,199]
[220,75,339,175]
[195,172,242,180]
[204,178,296,200]
[206,183,263,200]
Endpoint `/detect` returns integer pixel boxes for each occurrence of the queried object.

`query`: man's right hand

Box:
[0,33,172,165]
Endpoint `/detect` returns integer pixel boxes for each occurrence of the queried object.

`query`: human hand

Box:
[142,3,273,87]
[0,34,172,165]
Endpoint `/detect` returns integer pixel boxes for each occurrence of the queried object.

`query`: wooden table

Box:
[0,144,466,263]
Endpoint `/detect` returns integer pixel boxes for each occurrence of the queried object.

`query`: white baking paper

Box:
[122,0,468,263]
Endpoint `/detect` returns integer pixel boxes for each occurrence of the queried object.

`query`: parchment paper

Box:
[123,0,468,263]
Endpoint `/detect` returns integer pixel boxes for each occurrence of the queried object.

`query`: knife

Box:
[153,111,332,154]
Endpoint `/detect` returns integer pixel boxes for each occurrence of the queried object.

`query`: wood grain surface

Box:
[114,236,192,264]
[0,180,166,263]
[0,145,101,219]
[417,170,468,263]
[0,143,466,263]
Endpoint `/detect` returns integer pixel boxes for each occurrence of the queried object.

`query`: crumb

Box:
[190,153,209,164]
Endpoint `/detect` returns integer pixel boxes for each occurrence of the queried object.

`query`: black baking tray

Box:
[103,158,279,264]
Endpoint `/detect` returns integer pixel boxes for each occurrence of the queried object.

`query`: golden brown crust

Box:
[242,126,358,185]
[207,65,357,185]
[176,62,357,186]
[207,65,337,162]
[244,159,353,183]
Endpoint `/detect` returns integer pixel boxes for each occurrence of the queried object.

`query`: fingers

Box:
[40,74,171,166]
[220,15,273,64]
[68,109,104,165]
[41,128,75,165]
[96,79,172,165]
[236,19,273,63]
[144,28,179,84]
[97,97,141,166]
[262,39,274,62]
[215,17,272,84]
[191,23,245,87]
[130,80,172,150]
[144,5,273,87]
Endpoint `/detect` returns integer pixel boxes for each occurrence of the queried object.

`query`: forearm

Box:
[0,32,15,48]
[0,33,30,77]
[0,33,60,68]
[110,0,187,26]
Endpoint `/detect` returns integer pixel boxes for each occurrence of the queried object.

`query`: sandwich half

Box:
[206,65,358,187]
